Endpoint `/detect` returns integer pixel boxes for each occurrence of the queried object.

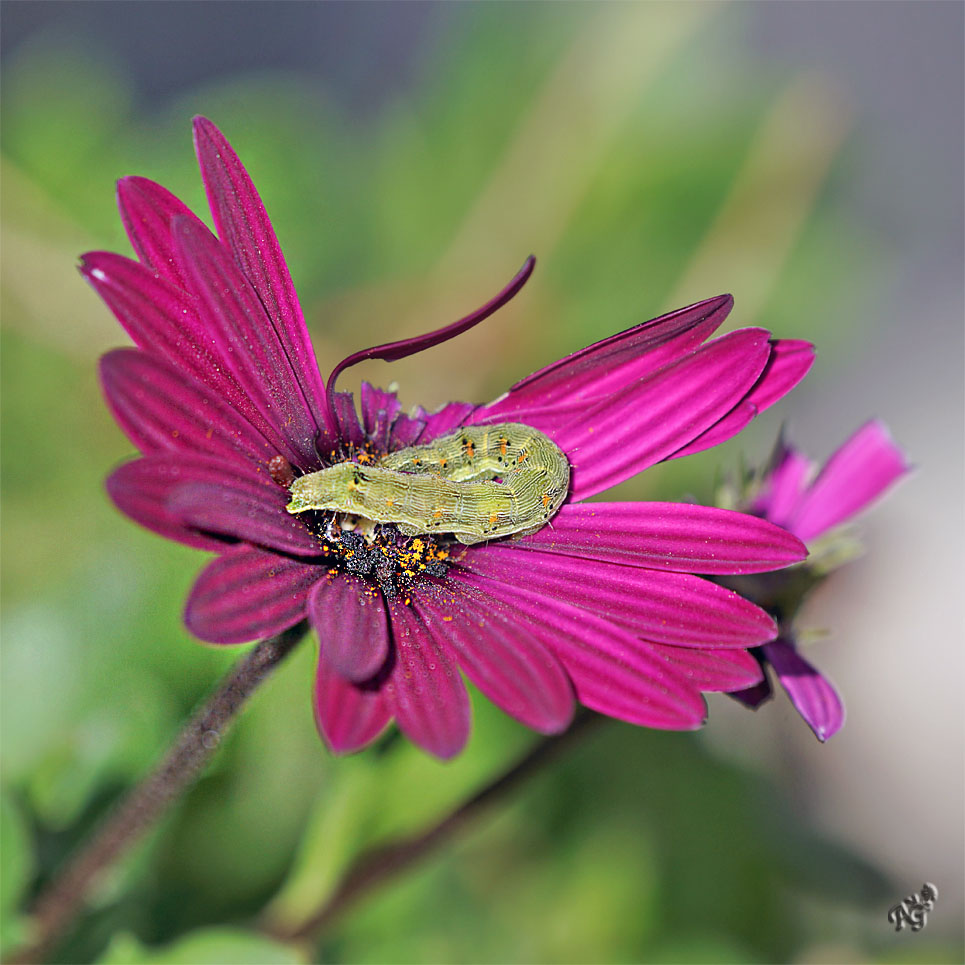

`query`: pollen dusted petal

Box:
[546,329,772,499]
[172,215,330,465]
[193,116,331,436]
[84,256,304,463]
[99,348,277,464]
[762,639,845,742]
[313,653,393,755]
[184,544,318,644]
[116,176,207,290]
[384,600,472,760]
[308,575,390,683]
[786,419,910,542]
[514,502,807,574]
[464,545,778,649]
[414,583,575,734]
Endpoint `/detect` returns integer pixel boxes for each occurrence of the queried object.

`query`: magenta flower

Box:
[731,421,910,740]
[84,117,815,759]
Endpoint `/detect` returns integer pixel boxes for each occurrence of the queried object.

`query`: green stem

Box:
[6,622,309,965]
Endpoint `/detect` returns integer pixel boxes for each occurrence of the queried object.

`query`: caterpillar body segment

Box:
[286,423,570,545]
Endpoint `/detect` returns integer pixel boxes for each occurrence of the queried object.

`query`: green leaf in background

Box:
[0,792,32,951]
[97,928,302,965]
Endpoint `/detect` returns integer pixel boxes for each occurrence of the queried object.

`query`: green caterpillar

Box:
[286,423,570,545]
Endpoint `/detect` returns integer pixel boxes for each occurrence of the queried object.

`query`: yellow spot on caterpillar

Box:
[442,615,453,622]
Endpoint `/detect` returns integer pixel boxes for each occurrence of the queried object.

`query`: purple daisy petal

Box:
[667,339,815,460]
[99,348,276,464]
[643,643,764,692]
[464,545,777,649]
[184,544,318,644]
[193,116,332,437]
[384,600,472,759]
[172,215,329,466]
[333,391,366,449]
[313,653,393,755]
[414,583,574,734]
[541,328,772,499]
[107,458,228,553]
[729,675,774,709]
[451,576,706,729]
[83,255,303,462]
[751,445,812,524]
[763,638,845,741]
[164,459,322,556]
[786,420,910,542]
[308,575,390,683]
[360,383,403,450]
[743,339,815,411]
[514,502,806,574]
[475,294,733,421]
[116,176,206,289]
[411,402,478,443]
[107,452,320,555]
[387,413,428,449]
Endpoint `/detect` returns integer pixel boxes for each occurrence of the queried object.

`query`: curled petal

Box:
[515,502,806,574]
[314,652,393,754]
[384,600,472,759]
[325,257,535,436]
[464,545,777,648]
[193,116,331,437]
[764,639,845,741]
[787,420,910,542]
[184,544,317,644]
[415,582,574,734]
[99,348,276,464]
[308,575,390,682]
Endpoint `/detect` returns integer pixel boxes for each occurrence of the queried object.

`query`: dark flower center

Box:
[304,512,453,602]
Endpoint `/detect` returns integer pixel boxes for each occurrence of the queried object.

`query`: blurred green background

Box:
[2,3,962,963]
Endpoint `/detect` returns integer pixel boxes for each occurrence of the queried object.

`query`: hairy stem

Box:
[271,709,600,945]
[7,622,309,965]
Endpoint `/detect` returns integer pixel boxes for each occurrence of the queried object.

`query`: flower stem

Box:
[269,708,601,946]
[7,622,309,965]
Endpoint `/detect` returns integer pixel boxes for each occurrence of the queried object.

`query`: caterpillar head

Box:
[286,463,369,515]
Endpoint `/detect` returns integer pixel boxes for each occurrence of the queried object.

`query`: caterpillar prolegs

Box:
[286,423,570,545]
